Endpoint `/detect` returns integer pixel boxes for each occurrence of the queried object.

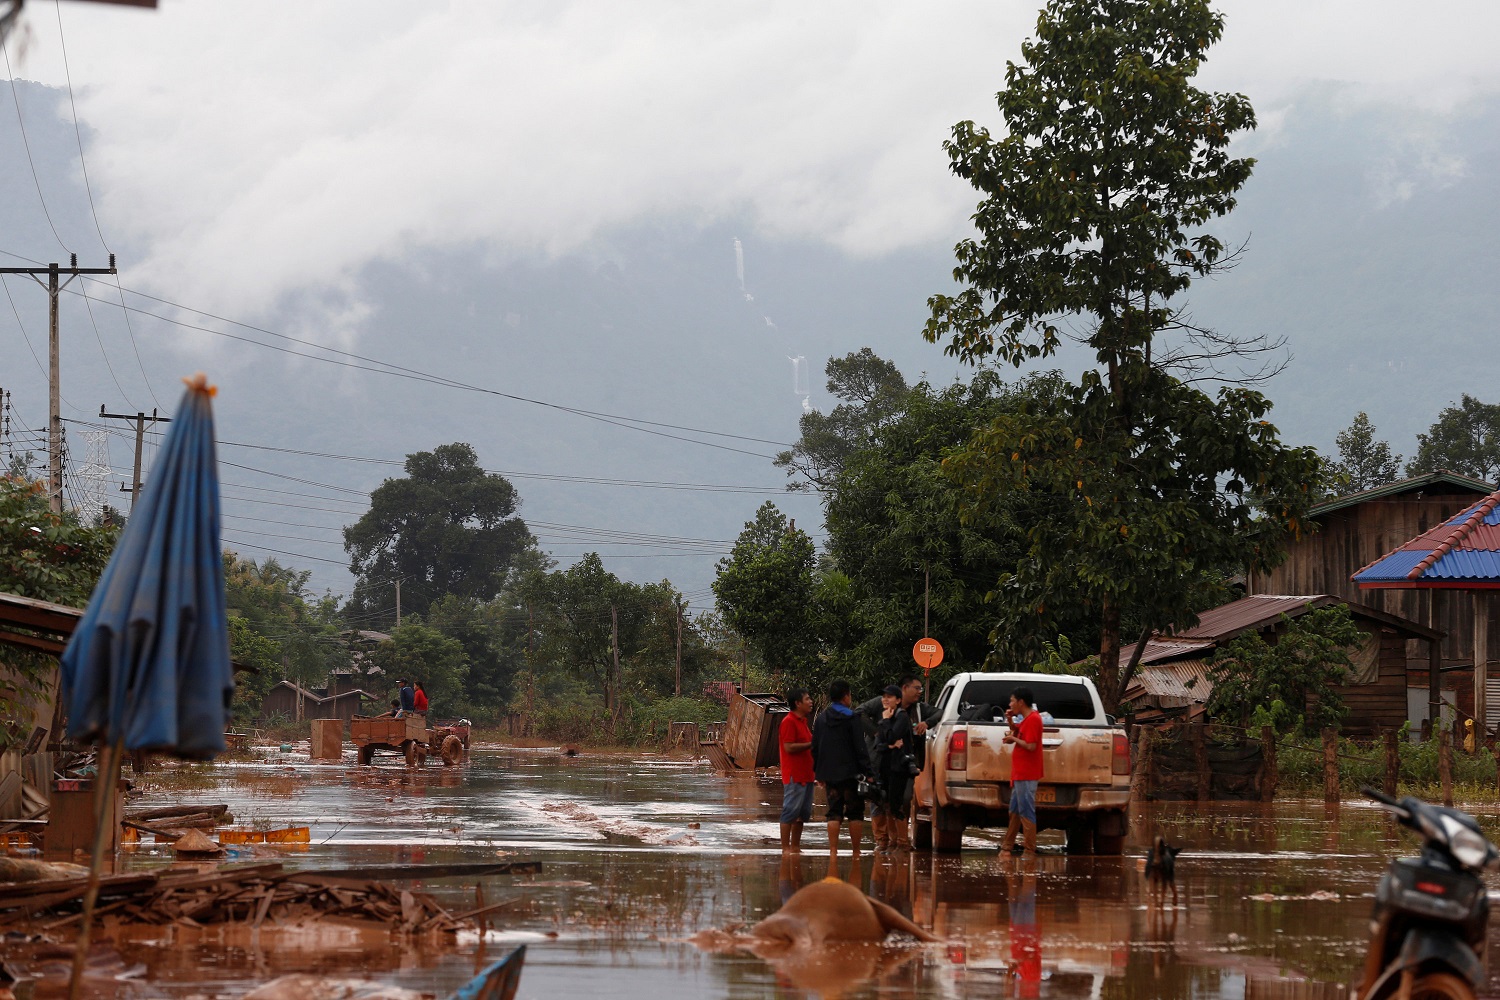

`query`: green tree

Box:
[774,349,909,492]
[1206,607,1363,733]
[223,553,349,693]
[1407,394,1500,484]
[371,622,468,717]
[712,502,819,678]
[0,475,121,745]
[423,593,519,715]
[227,616,281,723]
[923,0,1322,710]
[344,443,535,621]
[1329,412,1402,494]
[524,553,650,717]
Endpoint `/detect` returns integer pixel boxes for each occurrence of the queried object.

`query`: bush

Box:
[1272,726,1499,798]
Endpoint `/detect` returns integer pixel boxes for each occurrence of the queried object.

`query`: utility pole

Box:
[674,599,684,699]
[394,578,402,628]
[98,406,170,509]
[923,563,930,637]
[0,255,117,513]
[610,604,621,718]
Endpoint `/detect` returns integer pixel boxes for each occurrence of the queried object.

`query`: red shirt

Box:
[413,688,429,712]
[779,713,814,784]
[1010,710,1044,782]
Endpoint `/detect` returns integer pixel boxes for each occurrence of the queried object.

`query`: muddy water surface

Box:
[53,747,1500,998]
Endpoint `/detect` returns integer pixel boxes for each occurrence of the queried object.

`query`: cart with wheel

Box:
[351,716,459,767]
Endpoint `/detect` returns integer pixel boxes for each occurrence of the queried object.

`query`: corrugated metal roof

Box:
[1174,594,1331,641]
[1311,470,1494,518]
[1124,657,1213,703]
[1354,489,1500,586]
[1139,638,1216,665]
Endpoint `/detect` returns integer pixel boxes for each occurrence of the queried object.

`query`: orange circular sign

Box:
[912,637,944,671]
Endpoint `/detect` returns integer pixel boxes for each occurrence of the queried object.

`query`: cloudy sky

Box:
[3,1,1499,602]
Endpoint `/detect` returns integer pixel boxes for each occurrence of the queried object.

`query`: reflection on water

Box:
[21,746,1500,998]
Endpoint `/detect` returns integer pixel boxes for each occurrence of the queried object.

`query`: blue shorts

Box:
[1010,780,1038,823]
[781,781,815,823]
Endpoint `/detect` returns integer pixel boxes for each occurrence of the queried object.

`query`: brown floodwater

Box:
[14,744,1500,999]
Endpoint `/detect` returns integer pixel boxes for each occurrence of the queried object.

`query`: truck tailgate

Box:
[964,725,1117,785]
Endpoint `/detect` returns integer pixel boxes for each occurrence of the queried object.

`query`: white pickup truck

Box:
[911,672,1131,854]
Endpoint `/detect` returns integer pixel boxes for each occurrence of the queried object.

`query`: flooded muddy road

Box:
[49,746,1500,998]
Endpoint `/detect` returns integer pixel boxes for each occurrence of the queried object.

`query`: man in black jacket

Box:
[812,679,873,859]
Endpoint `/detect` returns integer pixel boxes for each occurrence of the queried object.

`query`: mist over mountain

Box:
[3,78,1498,605]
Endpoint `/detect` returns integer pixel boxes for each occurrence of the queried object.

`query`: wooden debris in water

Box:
[0,860,538,935]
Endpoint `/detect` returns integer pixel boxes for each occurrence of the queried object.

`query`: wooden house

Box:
[1122,594,1441,735]
[1247,472,1496,723]
[260,681,374,723]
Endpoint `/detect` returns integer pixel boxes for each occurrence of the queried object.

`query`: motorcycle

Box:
[1356,787,1499,1000]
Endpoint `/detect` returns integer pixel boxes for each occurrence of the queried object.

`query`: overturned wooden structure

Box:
[702,693,788,771]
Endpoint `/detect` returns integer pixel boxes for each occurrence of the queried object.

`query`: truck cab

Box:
[913,672,1131,854]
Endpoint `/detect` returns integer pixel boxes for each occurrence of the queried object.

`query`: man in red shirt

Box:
[778,689,816,849]
[1002,687,1044,856]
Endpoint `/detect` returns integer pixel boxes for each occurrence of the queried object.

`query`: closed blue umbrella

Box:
[59,374,230,998]
[60,374,232,756]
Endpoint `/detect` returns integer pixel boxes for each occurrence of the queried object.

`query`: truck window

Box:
[957,680,1097,721]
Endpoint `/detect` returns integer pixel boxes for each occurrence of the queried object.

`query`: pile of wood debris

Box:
[0,860,538,936]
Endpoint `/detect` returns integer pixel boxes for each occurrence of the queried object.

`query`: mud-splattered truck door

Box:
[914,673,1131,854]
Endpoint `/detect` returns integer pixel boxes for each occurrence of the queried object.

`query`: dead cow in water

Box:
[694,878,938,950]
[1145,836,1182,906]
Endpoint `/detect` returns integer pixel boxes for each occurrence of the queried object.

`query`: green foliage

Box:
[0,475,121,745]
[423,594,518,713]
[774,349,909,491]
[223,553,349,697]
[1032,635,1097,681]
[921,1,1321,710]
[1407,394,1500,483]
[344,443,536,620]
[712,502,819,678]
[1331,412,1402,494]
[370,622,468,716]
[227,616,281,723]
[1206,607,1363,734]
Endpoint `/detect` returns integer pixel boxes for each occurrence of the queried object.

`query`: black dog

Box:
[1145,836,1181,906]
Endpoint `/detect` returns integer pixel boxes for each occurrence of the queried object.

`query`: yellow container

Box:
[217,828,265,844]
[262,826,311,844]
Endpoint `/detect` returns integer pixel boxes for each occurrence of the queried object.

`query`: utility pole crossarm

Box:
[98,406,170,510]
[4,257,118,514]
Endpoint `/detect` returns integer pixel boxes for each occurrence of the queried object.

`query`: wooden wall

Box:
[1249,493,1500,672]
[1332,626,1409,734]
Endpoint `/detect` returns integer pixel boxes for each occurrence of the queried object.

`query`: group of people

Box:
[777,676,1045,857]
[382,678,428,718]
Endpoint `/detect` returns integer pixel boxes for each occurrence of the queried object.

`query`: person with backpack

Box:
[812,680,873,859]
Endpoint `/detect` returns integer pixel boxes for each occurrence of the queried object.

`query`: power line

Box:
[51,0,161,409]
[0,44,70,253]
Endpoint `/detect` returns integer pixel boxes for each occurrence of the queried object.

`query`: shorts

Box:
[780,781,815,824]
[1009,780,1037,823]
[824,779,866,822]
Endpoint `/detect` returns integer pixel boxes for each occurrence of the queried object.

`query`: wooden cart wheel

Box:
[440,735,465,766]
[356,744,375,766]
[403,740,420,767]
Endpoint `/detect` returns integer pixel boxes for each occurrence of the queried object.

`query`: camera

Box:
[903,753,921,777]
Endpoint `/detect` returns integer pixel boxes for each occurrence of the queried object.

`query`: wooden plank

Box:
[303,861,541,881]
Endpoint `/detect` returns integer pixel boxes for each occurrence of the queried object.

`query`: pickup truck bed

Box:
[912,673,1131,854]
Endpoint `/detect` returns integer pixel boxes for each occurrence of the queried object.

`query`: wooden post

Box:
[1493,739,1500,796]
[1260,725,1277,802]
[1322,727,1339,804]
[1132,726,1153,801]
[1439,729,1453,807]
[1476,592,1489,742]
[1428,632,1440,743]
[1193,717,1210,803]
[1383,729,1399,797]
[1420,716,1432,743]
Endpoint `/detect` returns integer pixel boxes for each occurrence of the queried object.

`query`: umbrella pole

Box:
[67,737,123,1000]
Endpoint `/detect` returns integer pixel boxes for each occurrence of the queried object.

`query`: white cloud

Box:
[4,0,1498,321]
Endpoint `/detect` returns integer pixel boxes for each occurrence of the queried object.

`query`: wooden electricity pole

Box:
[98,406,170,508]
[0,255,117,513]
[675,600,684,698]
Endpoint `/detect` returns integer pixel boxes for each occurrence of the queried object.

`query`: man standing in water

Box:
[812,680,872,859]
[778,689,815,849]
[1002,687,1043,856]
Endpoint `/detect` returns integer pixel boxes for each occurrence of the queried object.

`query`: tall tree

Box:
[524,553,648,717]
[1331,412,1402,493]
[774,349,909,492]
[923,0,1322,710]
[344,443,534,621]
[1407,394,1500,484]
[713,502,819,677]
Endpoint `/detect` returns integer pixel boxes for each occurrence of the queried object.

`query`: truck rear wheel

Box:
[934,806,964,853]
[911,813,932,850]
[1092,809,1127,855]
[1064,820,1095,855]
